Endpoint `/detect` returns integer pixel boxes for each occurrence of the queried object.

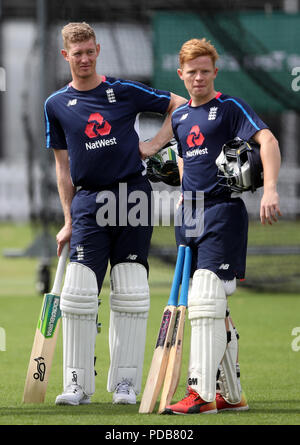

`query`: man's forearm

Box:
[178,157,183,183]
[254,129,281,191]
[148,113,175,154]
[253,128,281,224]
[260,141,281,191]
[140,93,187,158]
[152,93,187,151]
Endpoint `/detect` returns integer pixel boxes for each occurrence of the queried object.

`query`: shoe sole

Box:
[55,397,91,406]
[164,408,218,415]
[113,399,136,404]
[218,405,249,412]
[55,399,79,406]
[79,399,91,405]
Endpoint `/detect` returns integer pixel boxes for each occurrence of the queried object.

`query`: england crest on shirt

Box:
[208,107,218,120]
[106,88,116,103]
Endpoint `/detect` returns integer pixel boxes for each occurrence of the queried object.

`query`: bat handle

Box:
[51,243,69,295]
[168,244,185,306]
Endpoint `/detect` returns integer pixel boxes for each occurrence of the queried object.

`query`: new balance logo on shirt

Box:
[126,254,138,260]
[180,113,188,121]
[219,264,230,270]
[67,99,77,106]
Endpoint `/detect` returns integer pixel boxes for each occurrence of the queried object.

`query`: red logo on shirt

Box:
[85,113,111,138]
[186,125,205,148]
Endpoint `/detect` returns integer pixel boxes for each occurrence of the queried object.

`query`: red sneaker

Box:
[216,392,249,412]
[164,387,217,415]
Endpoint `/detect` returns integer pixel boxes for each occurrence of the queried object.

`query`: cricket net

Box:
[1,0,299,292]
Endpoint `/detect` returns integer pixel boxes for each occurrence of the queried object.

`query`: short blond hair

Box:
[179,38,219,68]
[62,22,96,49]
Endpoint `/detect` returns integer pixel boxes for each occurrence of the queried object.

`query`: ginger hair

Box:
[179,38,219,68]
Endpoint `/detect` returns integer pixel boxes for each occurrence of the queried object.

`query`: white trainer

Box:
[113,379,136,404]
[55,385,91,406]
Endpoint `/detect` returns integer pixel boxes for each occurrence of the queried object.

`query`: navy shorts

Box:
[175,197,248,280]
[70,178,153,293]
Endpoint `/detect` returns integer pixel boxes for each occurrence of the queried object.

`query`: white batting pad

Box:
[218,316,241,403]
[60,262,99,396]
[107,262,150,394]
[222,278,236,296]
[188,269,227,402]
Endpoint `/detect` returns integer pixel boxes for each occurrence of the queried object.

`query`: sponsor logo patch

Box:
[84,112,117,150]
[186,125,205,148]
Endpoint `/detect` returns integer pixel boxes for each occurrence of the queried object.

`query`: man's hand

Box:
[139,140,159,160]
[253,129,282,226]
[260,188,281,225]
[56,224,72,256]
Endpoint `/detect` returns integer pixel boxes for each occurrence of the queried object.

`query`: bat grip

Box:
[51,243,69,295]
[168,244,185,306]
[178,246,192,307]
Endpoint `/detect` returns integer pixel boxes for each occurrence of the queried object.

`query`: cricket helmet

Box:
[215,137,263,193]
[146,138,180,187]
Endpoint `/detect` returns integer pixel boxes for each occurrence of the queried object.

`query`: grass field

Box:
[0,222,300,427]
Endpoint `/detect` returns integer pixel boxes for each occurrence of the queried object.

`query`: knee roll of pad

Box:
[108,262,150,394]
[188,269,227,320]
[60,262,99,315]
[110,262,150,313]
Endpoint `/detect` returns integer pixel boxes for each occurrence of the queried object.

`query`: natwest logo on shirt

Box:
[84,112,117,151]
[85,112,111,138]
[186,125,205,148]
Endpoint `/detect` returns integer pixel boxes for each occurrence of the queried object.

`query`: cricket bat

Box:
[158,246,192,414]
[139,245,186,414]
[22,244,68,403]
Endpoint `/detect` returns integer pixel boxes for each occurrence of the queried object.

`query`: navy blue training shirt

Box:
[172,92,268,199]
[44,76,171,189]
